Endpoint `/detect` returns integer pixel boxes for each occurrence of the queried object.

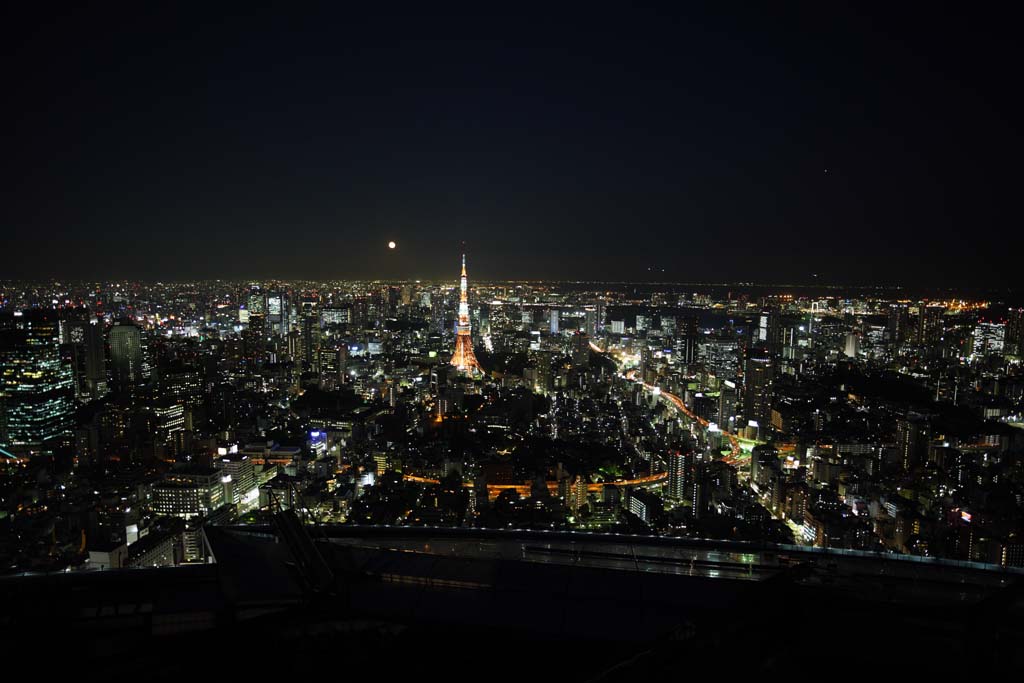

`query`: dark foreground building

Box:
[3,515,1023,678]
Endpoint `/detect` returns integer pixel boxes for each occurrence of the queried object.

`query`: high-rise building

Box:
[266,291,288,335]
[243,312,266,367]
[247,287,265,316]
[549,309,560,335]
[64,318,106,401]
[450,254,482,374]
[972,322,1005,358]
[570,331,590,367]
[1005,308,1023,355]
[917,305,945,347]
[717,381,737,427]
[109,320,144,394]
[627,488,660,524]
[691,459,709,519]
[754,310,782,357]
[896,416,929,472]
[639,345,652,383]
[351,296,370,331]
[743,347,774,427]
[476,302,491,340]
[153,399,185,452]
[0,311,74,456]
[300,314,321,371]
[320,306,350,327]
[677,316,698,364]
[567,475,588,513]
[380,286,399,320]
[700,334,739,378]
[160,366,203,408]
[318,344,347,389]
[431,293,447,334]
[215,454,257,507]
[888,304,911,346]
[667,449,691,501]
[844,333,860,358]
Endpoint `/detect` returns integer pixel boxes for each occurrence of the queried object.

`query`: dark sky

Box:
[3,5,1020,286]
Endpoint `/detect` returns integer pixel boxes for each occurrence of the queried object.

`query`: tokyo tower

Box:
[450,254,482,374]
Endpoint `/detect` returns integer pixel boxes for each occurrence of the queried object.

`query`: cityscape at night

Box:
[3,4,1022,677]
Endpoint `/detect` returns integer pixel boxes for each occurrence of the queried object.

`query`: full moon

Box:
[388,241,396,249]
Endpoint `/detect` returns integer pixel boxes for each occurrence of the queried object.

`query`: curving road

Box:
[590,340,744,466]
[653,386,744,466]
[402,472,667,496]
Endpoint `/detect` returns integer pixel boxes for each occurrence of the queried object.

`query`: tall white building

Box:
[844,333,860,358]
[972,322,1005,358]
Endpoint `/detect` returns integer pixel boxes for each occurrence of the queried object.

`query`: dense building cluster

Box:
[1,267,1022,573]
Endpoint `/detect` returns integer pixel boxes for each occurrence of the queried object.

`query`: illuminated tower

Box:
[450,254,482,374]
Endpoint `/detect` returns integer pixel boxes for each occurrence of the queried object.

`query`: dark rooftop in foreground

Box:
[4,518,1022,678]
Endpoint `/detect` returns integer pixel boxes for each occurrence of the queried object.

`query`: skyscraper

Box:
[667,448,691,501]
[972,322,1005,359]
[300,313,320,370]
[678,316,699,364]
[717,380,737,427]
[266,291,288,336]
[917,305,945,347]
[888,304,911,346]
[570,331,590,367]
[450,254,482,374]
[247,286,265,316]
[584,308,598,336]
[754,310,782,357]
[64,317,106,401]
[896,416,929,472]
[844,332,860,358]
[476,301,491,340]
[1007,308,1024,356]
[568,475,588,513]
[431,293,447,335]
[244,312,266,367]
[318,344,347,389]
[109,320,143,394]
[0,311,74,456]
[743,347,774,427]
[691,459,709,519]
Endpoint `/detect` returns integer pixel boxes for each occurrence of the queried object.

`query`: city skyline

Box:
[3,248,1023,673]
[3,5,1023,672]
[4,270,1021,310]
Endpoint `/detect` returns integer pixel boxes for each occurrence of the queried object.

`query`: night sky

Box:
[4,6,1020,286]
